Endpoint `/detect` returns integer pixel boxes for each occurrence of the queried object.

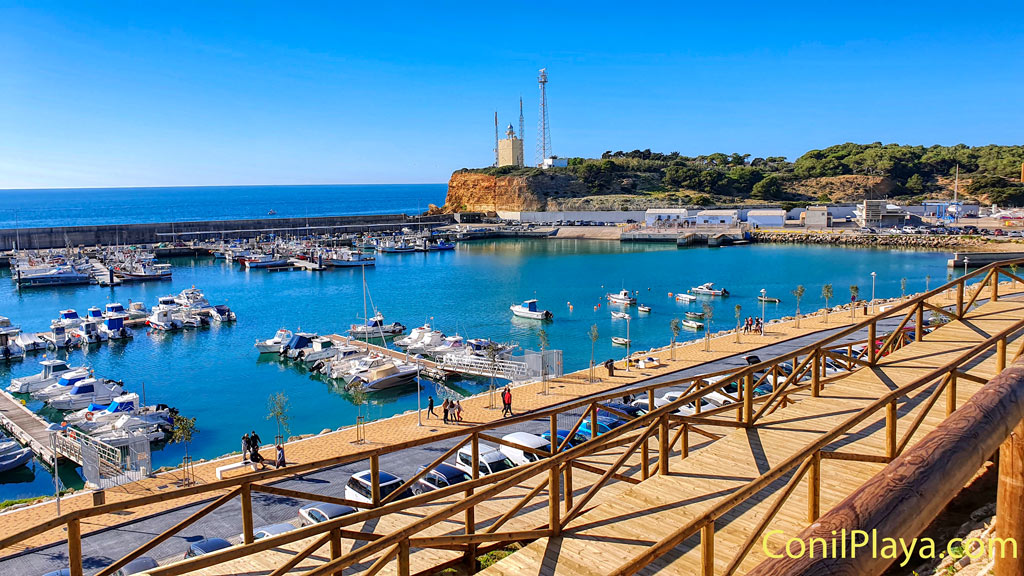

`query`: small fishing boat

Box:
[510,299,553,320]
[682,319,705,330]
[378,239,416,253]
[209,305,236,323]
[146,309,183,331]
[685,311,705,320]
[690,283,729,297]
[8,359,75,394]
[0,448,33,473]
[255,329,293,354]
[606,289,637,306]
[328,249,376,267]
[242,254,288,269]
[349,314,406,338]
[426,240,456,251]
[32,368,92,400]
[611,336,631,346]
[675,293,697,303]
[611,311,631,320]
[0,327,26,362]
[47,378,125,410]
[638,305,651,313]
[118,262,172,282]
[757,296,781,304]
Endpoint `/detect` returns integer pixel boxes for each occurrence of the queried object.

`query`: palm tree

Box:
[822,284,833,324]
[266,391,291,445]
[734,304,742,343]
[849,285,859,319]
[669,318,681,361]
[588,324,599,382]
[538,329,549,394]
[702,302,714,351]
[170,414,199,486]
[792,285,805,328]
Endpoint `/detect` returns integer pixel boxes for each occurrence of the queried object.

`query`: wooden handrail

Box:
[746,359,1024,576]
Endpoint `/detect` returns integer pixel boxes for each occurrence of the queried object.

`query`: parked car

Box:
[499,432,551,466]
[345,470,413,506]
[540,429,589,451]
[412,462,473,495]
[578,415,628,438]
[600,402,645,419]
[455,443,517,476]
[41,570,71,576]
[298,502,356,526]
[114,557,159,576]
[184,538,232,559]
[240,523,294,542]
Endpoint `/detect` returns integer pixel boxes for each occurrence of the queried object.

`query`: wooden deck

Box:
[0,389,57,462]
[479,299,1024,575]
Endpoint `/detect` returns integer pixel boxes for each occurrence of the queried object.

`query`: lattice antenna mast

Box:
[494,111,499,167]
[518,96,525,148]
[536,68,551,166]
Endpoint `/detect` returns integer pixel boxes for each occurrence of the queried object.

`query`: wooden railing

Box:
[3,258,1023,576]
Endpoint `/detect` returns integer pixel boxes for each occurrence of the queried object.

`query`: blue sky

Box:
[1,1,1021,188]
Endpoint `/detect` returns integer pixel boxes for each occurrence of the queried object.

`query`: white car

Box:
[344,470,412,506]
[498,432,550,466]
[455,444,517,476]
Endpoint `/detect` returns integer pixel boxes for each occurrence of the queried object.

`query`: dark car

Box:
[412,462,472,495]
[184,538,232,559]
[115,557,159,576]
[540,429,589,451]
[298,502,356,525]
[600,402,645,419]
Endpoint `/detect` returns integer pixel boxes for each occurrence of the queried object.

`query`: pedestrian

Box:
[427,395,436,419]
[275,444,286,468]
[502,386,513,417]
[455,400,464,422]
[251,448,267,470]
[442,398,450,424]
[250,430,261,452]
[241,433,250,462]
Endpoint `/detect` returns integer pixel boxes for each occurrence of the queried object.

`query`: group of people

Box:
[241,430,286,469]
[426,395,465,425]
[742,317,764,335]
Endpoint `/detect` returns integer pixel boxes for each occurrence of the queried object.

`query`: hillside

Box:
[438,143,1024,213]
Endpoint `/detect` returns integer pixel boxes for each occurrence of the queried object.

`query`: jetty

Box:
[0,389,58,462]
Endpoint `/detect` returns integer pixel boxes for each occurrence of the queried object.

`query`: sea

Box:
[0,186,959,501]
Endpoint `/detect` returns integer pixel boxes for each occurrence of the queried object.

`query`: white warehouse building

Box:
[695,209,740,227]
[644,208,691,228]
[745,209,787,229]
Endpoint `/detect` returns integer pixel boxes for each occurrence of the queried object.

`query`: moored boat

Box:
[8,359,75,394]
[255,329,293,354]
[606,289,637,306]
[690,282,729,297]
[611,336,630,346]
[510,299,553,320]
[675,293,697,303]
[638,305,651,313]
[611,311,631,320]
[757,296,781,303]
[682,319,704,330]
[685,311,705,320]
[349,314,406,339]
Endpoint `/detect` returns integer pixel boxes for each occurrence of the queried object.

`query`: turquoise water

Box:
[0,184,447,228]
[0,240,955,500]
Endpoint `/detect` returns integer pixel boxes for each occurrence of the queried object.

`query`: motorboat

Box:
[378,239,416,253]
[68,393,173,431]
[329,249,376,267]
[0,325,26,360]
[14,330,46,352]
[426,240,456,251]
[126,302,149,320]
[0,448,33,473]
[343,356,417,392]
[0,327,26,362]
[606,290,637,306]
[53,309,84,328]
[396,324,433,348]
[348,314,406,339]
[175,288,210,309]
[322,351,370,379]
[32,368,92,400]
[638,305,651,313]
[42,324,84,350]
[242,254,288,268]
[146,309,184,331]
[510,299,553,320]
[757,295,781,303]
[209,305,236,323]
[406,329,445,355]
[0,316,8,327]
[309,344,363,372]
[47,378,125,410]
[103,303,128,318]
[118,262,172,282]
[675,293,697,303]
[464,339,517,357]
[255,329,293,354]
[682,319,705,330]
[287,335,339,363]
[8,359,76,394]
[82,410,173,436]
[428,335,465,356]
[685,311,705,320]
[99,315,134,340]
[282,332,318,360]
[611,311,631,320]
[611,337,630,346]
[691,282,729,297]
[0,438,23,457]
[176,308,209,329]
[153,295,181,313]
[90,415,169,447]
[14,264,92,287]
[73,319,109,344]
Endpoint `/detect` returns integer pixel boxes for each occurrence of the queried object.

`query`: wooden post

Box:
[241,482,254,545]
[399,538,411,576]
[466,432,478,568]
[648,389,655,415]
[915,304,924,342]
[68,518,82,576]
[947,371,958,416]
[886,400,898,459]
[998,337,1008,373]
[330,527,343,576]
[641,431,650,480]
[590,405,598,440]
[564,463,573,512]
[658,414,669,476]
[992,268,1000,302]
[868,322,877,365]
[549,464,561,536]
[846,343,853,370]
[370,454,380,507]
[811,352,820,397]
[743,373,754,425]
[681,423,689,461]
[808,451,821,522]
[995,418,1024,576]
[550,414,558,456]
[956,280,964,317]
[701,522,714,576]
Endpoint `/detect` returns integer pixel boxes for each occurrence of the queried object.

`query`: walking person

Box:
[455,400,464,422]
[250,430,262,453]
[502,386,513,417]
[241,433,251,463]
[427,395,436,419]
[275,444,286,468]
[442,398,450,425]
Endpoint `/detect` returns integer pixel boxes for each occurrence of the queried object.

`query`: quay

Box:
[0,389,57,463]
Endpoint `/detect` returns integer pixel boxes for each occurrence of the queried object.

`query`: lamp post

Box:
[415,355,422,427]
[625,315,631,372]
[760,289,767,330]
[964,257,970,277]
[870,272,877,314]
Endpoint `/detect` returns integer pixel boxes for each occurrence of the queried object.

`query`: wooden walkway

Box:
[479,299,1024,575]
[0,389,56,462]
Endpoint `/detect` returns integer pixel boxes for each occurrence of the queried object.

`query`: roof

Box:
[696,209,739,216]
[746,209,787,216]
[645,208,690,215]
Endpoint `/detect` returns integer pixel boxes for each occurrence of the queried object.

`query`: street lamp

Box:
[760,289,767,331]
[625,315,631,372]
[870,272,877,313]
[415,355,423,427]
[964,257,970,277]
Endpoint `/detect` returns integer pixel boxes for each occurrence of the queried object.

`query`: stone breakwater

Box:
[752,231,1017,252]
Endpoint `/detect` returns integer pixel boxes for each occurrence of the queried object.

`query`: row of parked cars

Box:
[861,224,1021,237]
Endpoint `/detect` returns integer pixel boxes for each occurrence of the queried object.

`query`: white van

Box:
[455,443,517,477]
[499,432,550,466]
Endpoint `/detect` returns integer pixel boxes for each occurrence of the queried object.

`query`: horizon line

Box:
[0,182,448,192]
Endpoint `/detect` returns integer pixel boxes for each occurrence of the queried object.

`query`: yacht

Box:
[255,329,293,354]
[99,314,134,340]
[606,290,637,306]
[32,368,92,400]
[348,314,406,339]
[343,356,417,392]
[510,299,553,320]
[464,339,517,357]
[209,305,236,323]
[146,308,184,331]
[690,282,729,297]
[152,296,181,313]
[8,359,75,394]
[428,335,465,356]
[175,288,210,309]
[0,327,26,362]
[14,264,92,287]
[406,329,445,355]
[395,324,433,348]
[48,378,125,410]
[72,319,108,344]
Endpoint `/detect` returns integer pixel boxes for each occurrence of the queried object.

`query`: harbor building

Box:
[855,199,909,228]
[801,205,832,229]
[745,209,786,229]
[498,124,525,167]
[644,208,691,228]
[695,209,739,227]
[541,156,568,169]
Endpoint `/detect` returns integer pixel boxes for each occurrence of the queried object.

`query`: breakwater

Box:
[751,230,1010,252]
[0,213,454,250]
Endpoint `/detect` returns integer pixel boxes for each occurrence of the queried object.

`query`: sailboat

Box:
[347,266,405,339]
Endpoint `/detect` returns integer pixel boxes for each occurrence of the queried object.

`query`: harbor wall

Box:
[0,214,455,250]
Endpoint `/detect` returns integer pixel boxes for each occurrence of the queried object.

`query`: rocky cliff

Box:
[442,172,588,213]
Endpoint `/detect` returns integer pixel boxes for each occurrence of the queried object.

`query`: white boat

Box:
[406,329,445,355]
[282,333,321,361]
[638,305,652,313]
[15,331,48,352]
[118,262,172,282]
[126,302,149,320]
[92,422,168,448]
[329,249,376,267]
[378,239,416,253]
[343,356,418,391]
[0,327,26,362]
[175,288,210,309]
[242,254,288,268]
[611,311,631,320]
[0,316,8,327]
[611,337,630,346]
[309,344,363,372]
[47,378,124,410]
[428,335,465,356]
[8,359,75,394]
[323,352,369,379]
[53,309,84,328]
[103,303,129,318]
[255,329,293,354]
[348,314,406,338]
[510,299,553,320]
[42,324,84,350]
[176,308,208,329]
[395,324,433,348]
[81,410,173,436]
[14,264,92,287]
[675,293,697,303]
[606,290,637,306]
[146,309,183,331]
[682,319,705,330]
[209,305,236,323]
[99,315,134,340]
[690,282,729,297]
[32,368,93,400]
[72,319,109,344]
[68,394,173,431]
[152,295,181,313]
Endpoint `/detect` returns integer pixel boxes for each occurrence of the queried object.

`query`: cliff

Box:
[443,172,588,213]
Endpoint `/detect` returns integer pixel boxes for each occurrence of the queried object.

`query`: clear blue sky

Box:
[1,1,1021,188]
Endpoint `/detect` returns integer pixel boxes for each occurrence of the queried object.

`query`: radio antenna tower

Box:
[536,68,551,166]
[494,111,499,167]
[518,96,525,150]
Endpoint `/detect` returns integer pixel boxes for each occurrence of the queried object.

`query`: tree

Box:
[266,391,291,444]
[1011,264,1018,288]
[170,414,199,486]
[792,285,805,328]
[538,329,550,394]
[588,324,599,382]
[350,385,368,442]
[734,304,742,343]
[822,284,833,324]
[669,318,681,361]
[926,274,931,292]
[849,285,859,318]
[905,173,925,194]
[750,175,783,200]
[702,302,714,351]
[901,277,908,298]
[485,343,500,407]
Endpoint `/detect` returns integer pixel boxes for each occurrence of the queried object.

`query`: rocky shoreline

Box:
[751,231,1023,252]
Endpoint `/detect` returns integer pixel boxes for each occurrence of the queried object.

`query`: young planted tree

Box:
[1011,264,1019,288]
[822,284,833,324]
[669,318,681,361]
[925,274,931,292]
[170,414,199,486]
[485,343,500,408]
[588,324,599,382]
[734,304,742,343]
[849,285,859,319]
[901,277,908,299]
[350,385,368,442]
[266,391,291,445]
[702,302,714,351]
[792,285,805,328]
[538,328,550,394]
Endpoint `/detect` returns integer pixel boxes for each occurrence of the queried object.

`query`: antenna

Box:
[536,68,551,166]
[519,96,525,151]
[494,111,499,167]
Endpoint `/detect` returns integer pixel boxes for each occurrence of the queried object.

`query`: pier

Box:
[0,389,58,463]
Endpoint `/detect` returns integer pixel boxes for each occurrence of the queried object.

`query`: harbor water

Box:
[0,239,954,501]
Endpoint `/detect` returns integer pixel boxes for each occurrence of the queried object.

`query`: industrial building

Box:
[802,206,832,229]
[696,209,739,227]
[855,200,909,228]
[644,208,691,228]
[745,209,787,229]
